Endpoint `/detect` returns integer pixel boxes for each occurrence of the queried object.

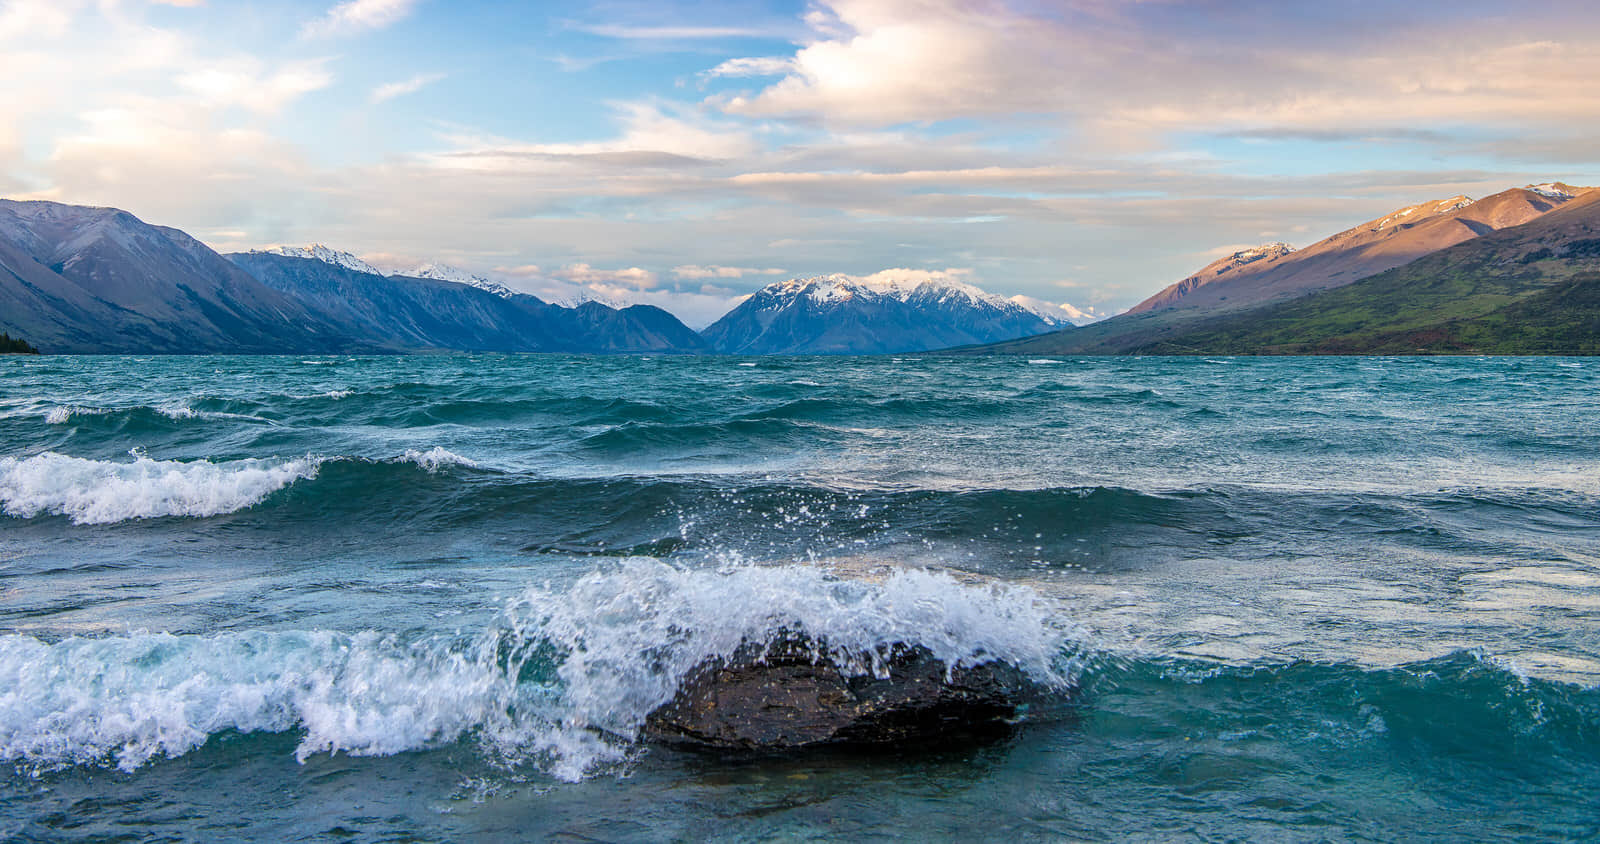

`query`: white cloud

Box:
[0,0,79,40]
[701,56,793,79]
[847,267,973,288]
[552,263,660,290]
[301,0,420,39]
[371,72,444,104]
[711,0,1600,139]
[672,265,787,279]
[177,59,333,113]
[430,102,757,170]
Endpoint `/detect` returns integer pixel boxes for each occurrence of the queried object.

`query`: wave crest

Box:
[0,452,322,524]
[0,562,1077,781]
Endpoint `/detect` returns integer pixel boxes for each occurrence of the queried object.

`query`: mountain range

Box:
[227,250,708,354]
[0,200,715,354]
[5,183,1600,356]
[977,183,1597,356]
[0,199,1078,355]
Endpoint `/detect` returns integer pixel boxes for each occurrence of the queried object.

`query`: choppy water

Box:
[2,354,1598,841]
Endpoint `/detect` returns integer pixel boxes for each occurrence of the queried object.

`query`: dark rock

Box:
[643,634,1034,751]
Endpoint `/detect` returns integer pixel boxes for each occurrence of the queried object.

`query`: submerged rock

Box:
[642,634,1034,750]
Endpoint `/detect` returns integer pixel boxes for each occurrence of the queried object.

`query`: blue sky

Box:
[4,0,1600,325]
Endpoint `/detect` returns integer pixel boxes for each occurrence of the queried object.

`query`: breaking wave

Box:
[0,452,324,525]
[0,562,1078,781]
[0,450,480,525]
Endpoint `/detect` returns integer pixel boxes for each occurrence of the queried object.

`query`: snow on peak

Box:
[1371,196,1474,231]
[1528,183,1576,200]
[754,273,1083,323]
[1228,243,1293,265]
[560,290,631,310]
[253,244,382,276]
[403,263,517,298]
[1007,294,1102,326]
[759,273,996,307]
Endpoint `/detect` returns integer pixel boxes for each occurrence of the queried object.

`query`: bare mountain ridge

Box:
[1132,186,1586,318]
[1119,187,1600,355]
[969,183,1593,356]
[0,200,350,353]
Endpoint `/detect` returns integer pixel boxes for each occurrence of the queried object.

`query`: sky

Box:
[4,0,1600,326]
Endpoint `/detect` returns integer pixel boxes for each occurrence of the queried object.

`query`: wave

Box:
[11,448,1598,561]
[0,450,481,525]
[401,447,478,472]
[44,402,275,428]
[0,451,324,525]
[5,562,1595,787]
[0,562,1076,781]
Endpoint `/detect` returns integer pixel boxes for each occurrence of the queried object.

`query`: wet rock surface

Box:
[642,635,1035,750]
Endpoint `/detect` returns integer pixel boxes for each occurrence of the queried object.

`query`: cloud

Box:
[711,0,1600,139]
[301,0,419,39]
[701,57,793,80]
[847,267,973,287]
[429,102,757,170]
[672,265,787,279]
[716,0,1078,125]
[371,72,444,104]
[178,59,333,113]
[553,263,660,290]
[0,0,79,40]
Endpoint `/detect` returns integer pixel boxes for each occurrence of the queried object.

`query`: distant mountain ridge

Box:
[0,199,708,354]
[226,252,709,354]
[249,244,384,276]
[702,273,1073,354]
[975,183,1594,356]
[405,263,518,298]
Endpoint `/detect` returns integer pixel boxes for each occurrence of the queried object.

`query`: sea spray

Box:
[0,562,1078,781]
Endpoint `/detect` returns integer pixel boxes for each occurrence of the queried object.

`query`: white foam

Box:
[289,389,353,400]
[498,560,1079,779]
[0,562,1079,781]
[45,406,111,424]
[0,631,501,773]
[0,452,321,524]
[400,447,477,472]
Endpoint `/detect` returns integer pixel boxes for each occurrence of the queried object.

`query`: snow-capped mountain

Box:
[249,244,383,277]
[701,274,1073,354]
[251,248,524,299]
[403,263,518,298]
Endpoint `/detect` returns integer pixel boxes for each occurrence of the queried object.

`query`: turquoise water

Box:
[2,355,1598,841]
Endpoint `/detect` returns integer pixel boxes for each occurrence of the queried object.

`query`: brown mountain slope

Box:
[1131,186,1584,317]
[965,184,1591,356]
[1121,188,1600,355]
